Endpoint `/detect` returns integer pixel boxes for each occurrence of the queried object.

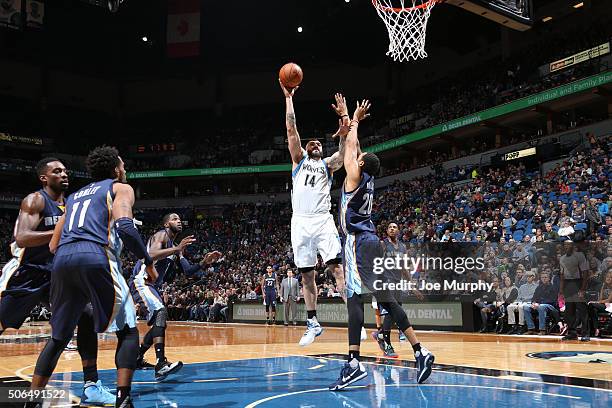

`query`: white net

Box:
[372,0,437,62]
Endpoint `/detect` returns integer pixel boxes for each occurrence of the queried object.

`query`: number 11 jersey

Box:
[59,179,121,256]
[291,152,333,216]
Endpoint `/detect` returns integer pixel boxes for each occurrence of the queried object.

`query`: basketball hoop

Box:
[372,0,439,62]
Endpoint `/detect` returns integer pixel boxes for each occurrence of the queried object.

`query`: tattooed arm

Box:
[280,80,305,166]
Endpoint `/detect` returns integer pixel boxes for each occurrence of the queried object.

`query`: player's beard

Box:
[308,150,322,159]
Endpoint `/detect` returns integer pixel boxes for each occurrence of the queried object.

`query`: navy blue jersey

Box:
[132,229,178,287]
[339,172,376,235]
[264,273,277,292]
[382,238,407,258]
[59,179,121,256]
[11,189,65,265]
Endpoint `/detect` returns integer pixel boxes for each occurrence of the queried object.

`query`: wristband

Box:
[341,114,349,118]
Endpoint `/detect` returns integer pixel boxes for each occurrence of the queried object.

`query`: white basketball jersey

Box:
[291,153,332,216]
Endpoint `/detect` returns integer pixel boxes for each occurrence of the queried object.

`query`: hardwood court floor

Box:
[1,321,611,383]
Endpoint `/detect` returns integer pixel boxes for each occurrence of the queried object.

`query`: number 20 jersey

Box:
[291,153,333,216]
[58,179,121,255]
[339,172,376,236]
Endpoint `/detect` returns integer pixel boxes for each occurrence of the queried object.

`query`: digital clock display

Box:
[136,143,176,154]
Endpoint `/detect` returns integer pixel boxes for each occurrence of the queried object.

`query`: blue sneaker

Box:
[398,331,407,343]
[383,343,398,359]
[415,347,435,384]
[80,380,115,406]
[329,361,368,391]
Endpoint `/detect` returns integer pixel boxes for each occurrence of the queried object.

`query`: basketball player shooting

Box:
[329,100,434,391]
[280,81,349,346]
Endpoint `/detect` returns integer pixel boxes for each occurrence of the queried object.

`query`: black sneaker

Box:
[136,357,155,370]
[155,359,184,381]
[580,336,590,342]
[371,330,386,352]
[329,362,368,391]
[116,395,134,408]
[415,347,435,384]
[562,333,578,341]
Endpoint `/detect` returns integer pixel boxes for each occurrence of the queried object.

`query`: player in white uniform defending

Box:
[280,81,349,346]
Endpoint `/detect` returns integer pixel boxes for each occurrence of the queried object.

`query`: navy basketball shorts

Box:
[129,271,164,325]
[0,260,51,330]
[264,291,277,307]
[50,241,136,340]
[343,231,385,298]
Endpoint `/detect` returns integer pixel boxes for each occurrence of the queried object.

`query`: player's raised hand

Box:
[177,235,196,253]
[202,250,223,265]
[353,99,371,122]
[279,79,298,98]
[332,118,350,139]
[331,93,348,118]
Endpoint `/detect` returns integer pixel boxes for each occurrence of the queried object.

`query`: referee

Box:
[559,241,589,341]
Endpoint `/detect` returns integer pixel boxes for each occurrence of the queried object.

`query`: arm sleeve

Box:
[180,257,201,276]
[116,217,153,266]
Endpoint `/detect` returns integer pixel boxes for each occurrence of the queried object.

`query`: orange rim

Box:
[372,0,438,12]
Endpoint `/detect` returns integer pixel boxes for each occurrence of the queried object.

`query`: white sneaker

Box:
[299,318,323,346]
[361,327,367,341]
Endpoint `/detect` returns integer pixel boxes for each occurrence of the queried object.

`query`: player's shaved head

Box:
[305,139,322,159]
[163,213,179,225]
[36,157,62,176]
[163,213,182,234]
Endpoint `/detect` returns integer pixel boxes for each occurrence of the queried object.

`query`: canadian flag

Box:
[167,0,200,58]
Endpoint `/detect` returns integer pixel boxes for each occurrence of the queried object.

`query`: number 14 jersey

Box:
[291,153,333,216]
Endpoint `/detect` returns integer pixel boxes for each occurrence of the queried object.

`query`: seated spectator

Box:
[587,269,612,338]
[474,277,501,333]
[506,270,538,334]
[558,221,575,239]
[522,272,559,335]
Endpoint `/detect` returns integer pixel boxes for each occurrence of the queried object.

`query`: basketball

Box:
[279,62,303,89]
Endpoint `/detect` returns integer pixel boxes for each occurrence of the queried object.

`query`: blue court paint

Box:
[51,356,612,407]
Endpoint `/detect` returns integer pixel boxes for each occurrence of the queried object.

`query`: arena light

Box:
[297,26,303,33]
[573,2,584,8]
[542,16,553,22]
[142,36,148,42]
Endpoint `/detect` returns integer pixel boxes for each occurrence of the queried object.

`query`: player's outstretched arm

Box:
[49,214,65,254]
[14,192,53,248]
[149,232,195,261]
[280,79,305,166]
[113,183,158,281]
[344,100,371,192]
[325,93,351,173]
